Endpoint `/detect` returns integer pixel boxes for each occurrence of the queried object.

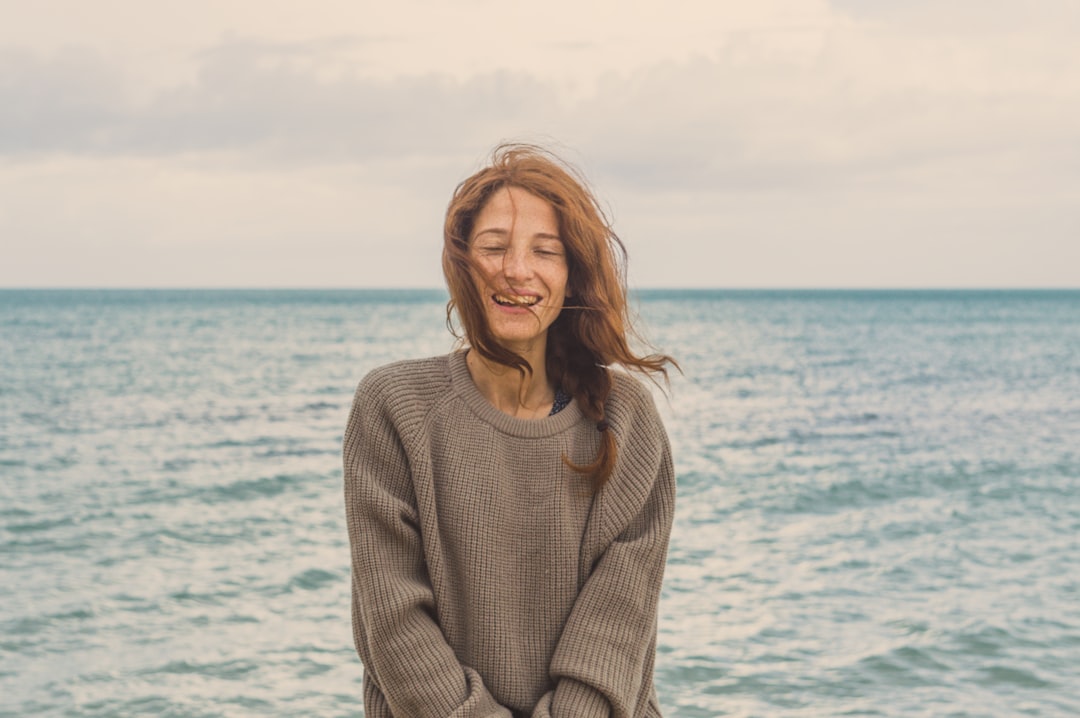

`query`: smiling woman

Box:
[343,143,678,717]
[467,185,568,371]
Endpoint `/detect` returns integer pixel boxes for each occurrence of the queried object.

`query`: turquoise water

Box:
[2,289,1078,717]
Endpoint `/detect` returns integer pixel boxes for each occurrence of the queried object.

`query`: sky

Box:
[2,0,1078,288]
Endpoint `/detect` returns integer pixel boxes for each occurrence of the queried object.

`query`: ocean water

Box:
[1,289,1078,717]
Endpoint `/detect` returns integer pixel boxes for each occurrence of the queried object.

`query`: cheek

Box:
[467,256,496,286]
[475,278,495,300]
[553,266,570,298]
[471,255,501,282]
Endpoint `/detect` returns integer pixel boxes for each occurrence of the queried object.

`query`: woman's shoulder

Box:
[605,369,670,448]
[354,354,454,411]
[607,369,662,420]
[360,353,450,385]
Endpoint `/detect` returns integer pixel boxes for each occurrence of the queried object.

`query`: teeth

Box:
[494,294,539,306]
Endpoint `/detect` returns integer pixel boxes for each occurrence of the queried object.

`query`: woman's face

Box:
[468,185,568,356]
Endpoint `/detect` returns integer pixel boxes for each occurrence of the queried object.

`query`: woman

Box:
[343,144,676,718]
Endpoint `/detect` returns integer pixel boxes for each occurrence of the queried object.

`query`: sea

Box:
[1,289,1078,717]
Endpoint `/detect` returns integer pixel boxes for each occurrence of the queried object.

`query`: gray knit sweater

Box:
[343,351,674,718]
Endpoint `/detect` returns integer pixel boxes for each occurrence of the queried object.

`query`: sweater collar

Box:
[447,350,584,438]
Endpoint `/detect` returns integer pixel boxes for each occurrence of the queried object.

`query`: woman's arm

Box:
[344,375,513,718]
[534,412,676,718]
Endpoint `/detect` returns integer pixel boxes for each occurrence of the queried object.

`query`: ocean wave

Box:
[205,473,313,502]
[286,568,340,592]
[139,658,259,680]
[4,289,1079,717]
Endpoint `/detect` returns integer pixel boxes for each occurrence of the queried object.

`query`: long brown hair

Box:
[443,143,676,490]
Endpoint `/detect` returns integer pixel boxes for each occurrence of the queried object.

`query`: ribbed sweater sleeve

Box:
[534,380,675,718]
[343,368,512,718]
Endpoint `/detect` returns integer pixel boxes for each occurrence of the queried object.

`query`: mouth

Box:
[493,293,541,308]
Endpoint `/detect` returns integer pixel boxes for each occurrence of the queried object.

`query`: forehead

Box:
[473,186,559,233]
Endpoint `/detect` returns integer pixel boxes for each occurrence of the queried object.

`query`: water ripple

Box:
[2,289,1079,716]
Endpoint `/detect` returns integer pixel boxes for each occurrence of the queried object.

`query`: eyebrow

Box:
[473,228,562,241]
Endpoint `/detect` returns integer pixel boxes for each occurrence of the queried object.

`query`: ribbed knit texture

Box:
[343,351,674,718]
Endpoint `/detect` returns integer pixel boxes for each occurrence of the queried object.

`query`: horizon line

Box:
[2,286,1079,293]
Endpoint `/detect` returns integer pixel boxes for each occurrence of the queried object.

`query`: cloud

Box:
[0,46,127,156]
[4,18,1077,194]
[0,40,561,162]
[831,0,1080,34]
[2,1,1078,287]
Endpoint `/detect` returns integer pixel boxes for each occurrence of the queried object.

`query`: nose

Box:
[501,246,533,281]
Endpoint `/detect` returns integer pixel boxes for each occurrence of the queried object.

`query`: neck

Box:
[465,345,555,419]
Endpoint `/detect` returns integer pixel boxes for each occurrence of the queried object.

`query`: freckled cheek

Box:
[468,261,498,292]
[475,256,504,278]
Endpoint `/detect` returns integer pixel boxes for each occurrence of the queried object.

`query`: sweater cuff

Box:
[531,691,553,718]
[448,667,514,718]
[552,678,610,717]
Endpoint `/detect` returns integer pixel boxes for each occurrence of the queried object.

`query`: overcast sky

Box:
[2,0,1078,288]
